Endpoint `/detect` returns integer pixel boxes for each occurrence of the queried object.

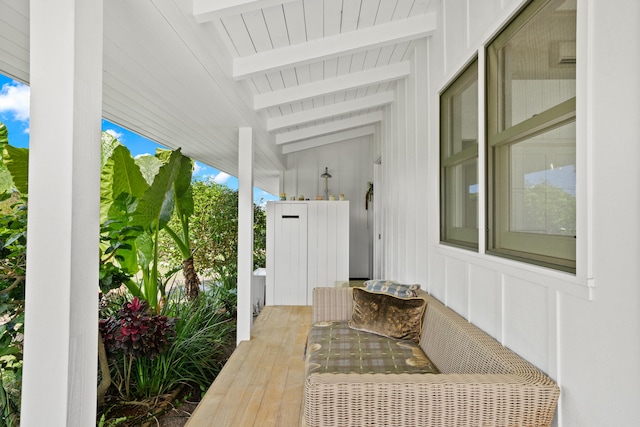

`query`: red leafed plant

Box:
[99,297,176,399]
[100,297,175,359]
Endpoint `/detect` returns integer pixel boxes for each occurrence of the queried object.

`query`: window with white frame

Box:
[486,0,577,272]
[440,60,479,249]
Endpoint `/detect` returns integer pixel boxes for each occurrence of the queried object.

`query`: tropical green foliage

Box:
[98,194,140,295]
[99,138,198,312]
[0,122,25,427]
[155,150,200,299]
[159,180,267,284]
[0,203,25,427]
[99,297,176,400]
[253,199,267,271]
[0,121,266,425]
[97,288,235,424]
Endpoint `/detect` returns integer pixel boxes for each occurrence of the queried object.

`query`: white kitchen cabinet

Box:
[266,201,349,305]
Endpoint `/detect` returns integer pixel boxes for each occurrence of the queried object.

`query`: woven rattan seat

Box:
[305,287,560,427]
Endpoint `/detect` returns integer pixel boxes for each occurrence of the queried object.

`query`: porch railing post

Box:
[237,127,254,344]
[21,0,103,425]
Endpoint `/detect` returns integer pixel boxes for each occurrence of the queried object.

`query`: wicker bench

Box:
[304,287,560,427]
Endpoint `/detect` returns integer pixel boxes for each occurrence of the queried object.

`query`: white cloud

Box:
[254,189,278,207]
[104,128,124,141]
[0,82,30,122]
[213,172,230,184]
[193,162,204,175]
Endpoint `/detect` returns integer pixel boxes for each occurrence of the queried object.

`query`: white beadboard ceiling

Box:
[0,0,436,194]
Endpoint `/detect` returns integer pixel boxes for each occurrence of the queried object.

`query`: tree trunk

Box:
[97,331,111,406]
[183,257,200,300]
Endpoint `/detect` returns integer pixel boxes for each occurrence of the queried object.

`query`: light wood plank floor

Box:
[185,305,312,427]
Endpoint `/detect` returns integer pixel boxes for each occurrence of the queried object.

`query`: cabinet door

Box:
[307,202,349,303]
[273,203,308,305]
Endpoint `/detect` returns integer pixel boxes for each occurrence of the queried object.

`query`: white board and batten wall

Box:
[266,201,349,306]
[282,136,373,279]
[373,1,640,426]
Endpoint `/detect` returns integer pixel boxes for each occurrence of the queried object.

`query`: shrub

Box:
[100,297,175,360]
[98,288,235,404]
[99,297,176,399]
[0,200,26,427]
[158,180,268,283]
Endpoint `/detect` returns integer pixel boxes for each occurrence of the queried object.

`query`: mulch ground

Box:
[99,385,201,426]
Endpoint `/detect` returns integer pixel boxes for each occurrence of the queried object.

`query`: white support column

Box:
[21,1,103,426]
[237,127,254,344]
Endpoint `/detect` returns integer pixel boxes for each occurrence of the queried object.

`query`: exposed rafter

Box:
[281,126,375,154]
[267,91,394,131]
[233,13,436,80]
[192,0,298,23]
[255,61,410,110]
[276,111,383,145]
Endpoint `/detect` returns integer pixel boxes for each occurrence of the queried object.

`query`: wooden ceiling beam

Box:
[276,111,383,145]
[267,91,394,131]
[255,61,409,110]
[281,126,375,154]
[233,13,436,80]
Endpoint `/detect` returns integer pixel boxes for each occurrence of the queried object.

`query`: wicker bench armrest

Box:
[312,287,353,323]
[305,373,559,427]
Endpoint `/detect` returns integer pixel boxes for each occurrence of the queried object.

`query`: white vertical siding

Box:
[306,201,350,294]
[283,137,372,278]
[376,0,640,425]
[375,43,431,287]
[267,200,349,305]
[467,264,500,338]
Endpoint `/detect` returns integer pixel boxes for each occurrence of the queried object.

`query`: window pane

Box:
[445,159,478,230]
[448,80,478,157]
[487,0,577,272]
[497,0,576,131]
[508,122,576,236]
[441,60,478,249]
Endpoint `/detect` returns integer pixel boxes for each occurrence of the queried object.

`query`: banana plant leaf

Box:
[4,146,29,195]
[0,122,24,195]
[100,144,148,224]
[0,166,13,196]
[131,149,182,230]
[157,148,194,257]
[0,122,7,148]
[103,193,141,274]
[100,131,120,168]
[157,149,194,218]
[174,155,195,218]
[136,154,163,186]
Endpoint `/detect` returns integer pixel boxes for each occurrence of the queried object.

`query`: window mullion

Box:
[489,97,577,147]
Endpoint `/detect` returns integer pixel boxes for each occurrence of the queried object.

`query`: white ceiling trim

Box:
[192,0,298,23]
[266,90,394,131]
[254,61,410,110]
[281,125,375,154]
[233,12,436,80]
[276,111,383,145]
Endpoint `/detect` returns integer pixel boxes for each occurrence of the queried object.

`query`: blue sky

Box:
[0,73,277,204]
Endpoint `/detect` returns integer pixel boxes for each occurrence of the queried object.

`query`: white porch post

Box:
[237,127,254,344]
[21,0,103,425]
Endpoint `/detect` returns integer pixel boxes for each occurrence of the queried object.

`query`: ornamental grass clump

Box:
[99,297,176,399]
